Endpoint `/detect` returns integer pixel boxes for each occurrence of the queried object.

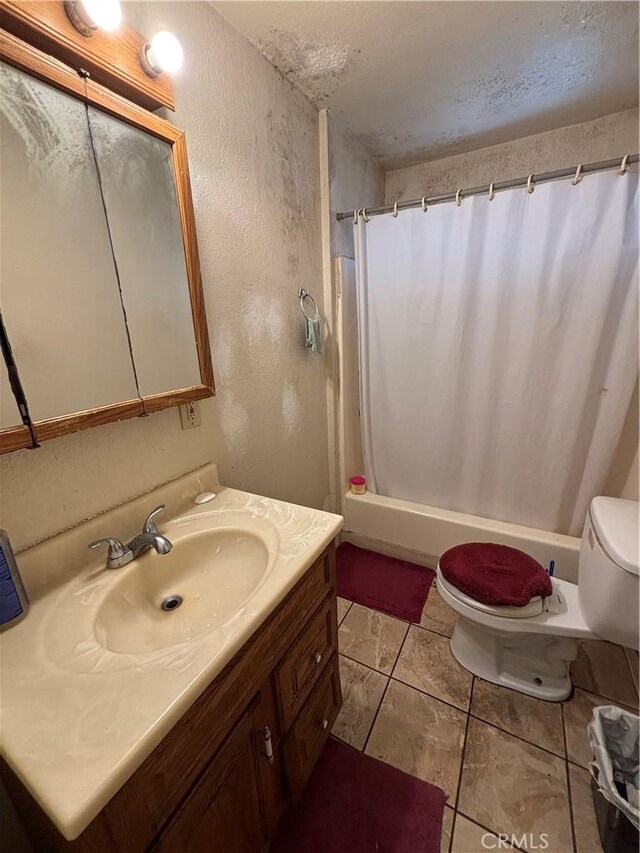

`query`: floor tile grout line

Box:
[360,621,411,755]
[380,664,569,759]
[390,673,470,716]
[338,622,408,677]
[465,711,567,761]
[566,766,579,853]
[454,708,571,852]
[343,646,572,757]
[341,593,599,849]
[339,600,411,625]
[574,685,639,710]
[339,615,411,676]
[454,686,570,853]
[337,599,353,627]
[380,673,573,762]
[408,621,456,641]
[567,757,593,771]
[452,676,474,817]
[448,810,457,853]
[339,585,624,851]
[334,652,389,751]
[454,809,527,852]
[388,620,412,680]
[442,801,455,851]
[338,605,411,673]
[340,614,576,850]
[337,650,390,678]
[621,646,640,699]
[561,702,579,853]
[360,673,393,755]
[414,625,453,640]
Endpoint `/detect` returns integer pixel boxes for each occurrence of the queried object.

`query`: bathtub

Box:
[342,490,581,583]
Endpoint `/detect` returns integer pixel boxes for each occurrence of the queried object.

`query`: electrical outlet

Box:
[180,401,201,430]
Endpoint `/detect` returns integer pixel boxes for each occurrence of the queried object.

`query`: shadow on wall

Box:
[604,378,639,500]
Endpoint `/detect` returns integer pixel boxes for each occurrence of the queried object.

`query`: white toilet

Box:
[436,497,639,701]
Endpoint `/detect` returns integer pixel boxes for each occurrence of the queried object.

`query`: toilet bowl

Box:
[436,497,639,701]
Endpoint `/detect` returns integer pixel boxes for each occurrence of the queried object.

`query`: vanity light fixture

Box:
[140,31,184,76]
[64,0,122,36]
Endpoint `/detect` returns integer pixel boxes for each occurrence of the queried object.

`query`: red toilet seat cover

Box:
[439,543,553,607]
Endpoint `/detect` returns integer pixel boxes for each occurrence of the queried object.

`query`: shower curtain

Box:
[355,171,639,535]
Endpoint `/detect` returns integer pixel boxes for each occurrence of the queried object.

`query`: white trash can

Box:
[588,705,639,853]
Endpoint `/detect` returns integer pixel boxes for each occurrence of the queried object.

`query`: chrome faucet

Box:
[88,505,173,569]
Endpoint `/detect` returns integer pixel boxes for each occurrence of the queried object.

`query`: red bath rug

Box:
[273,737,447,853]
[336,542,435,622]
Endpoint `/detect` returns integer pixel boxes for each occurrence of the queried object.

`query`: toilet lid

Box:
[439,543,553,607]
[438,571,545,618]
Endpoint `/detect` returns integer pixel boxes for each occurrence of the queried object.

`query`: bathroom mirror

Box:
[0,355,23,435]
[0,61,141,427]
[0,32,214,452]
[85,107,202,400]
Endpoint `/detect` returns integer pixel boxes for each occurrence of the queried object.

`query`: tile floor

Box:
[332,586,639,853]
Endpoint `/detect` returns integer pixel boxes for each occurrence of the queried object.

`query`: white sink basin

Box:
[43,508,280,669]
[95,528,270,654]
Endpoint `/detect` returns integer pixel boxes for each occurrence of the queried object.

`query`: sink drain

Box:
[161,594,183,612]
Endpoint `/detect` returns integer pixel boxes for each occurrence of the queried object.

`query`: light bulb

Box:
[69,0,122,32]
[143,31,184,76]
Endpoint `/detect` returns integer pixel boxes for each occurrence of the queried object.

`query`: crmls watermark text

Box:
[481,833,549,850]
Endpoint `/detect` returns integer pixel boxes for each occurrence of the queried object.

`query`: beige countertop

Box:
[0,468,342,840]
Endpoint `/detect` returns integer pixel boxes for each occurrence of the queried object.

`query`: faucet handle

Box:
[143,505,166,536]
[88,537,131,569]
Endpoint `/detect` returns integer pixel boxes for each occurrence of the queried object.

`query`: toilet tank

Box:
[578,497,639,651]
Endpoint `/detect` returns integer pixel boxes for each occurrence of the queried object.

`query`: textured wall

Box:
[385,109,639,201]
[328,114,385,259]
[604,381,639,501]
[0,2,329,551]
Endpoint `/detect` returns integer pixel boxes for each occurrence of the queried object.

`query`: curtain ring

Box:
[421,195,428,212]
[455,189,463,207]
[572,164,583,185]
[353,208,359,225]
[526,174,535,194]
[620,154,630,174]
[361,208,370,222]
[392,202,399,218]
[488,182,495,201]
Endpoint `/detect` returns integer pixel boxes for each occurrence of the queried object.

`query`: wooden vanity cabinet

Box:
[2,542,341,853]
[152,698,269,853]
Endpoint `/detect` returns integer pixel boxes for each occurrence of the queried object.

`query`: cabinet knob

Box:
[321,718,329,730]
[314,652,323,666]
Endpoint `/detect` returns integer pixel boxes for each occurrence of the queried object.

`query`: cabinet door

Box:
[153,705,267,853]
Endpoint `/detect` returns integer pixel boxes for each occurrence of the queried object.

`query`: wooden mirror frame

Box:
[0,29,214,454]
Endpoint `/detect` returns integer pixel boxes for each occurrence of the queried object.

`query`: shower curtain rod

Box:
[336,153,639,221]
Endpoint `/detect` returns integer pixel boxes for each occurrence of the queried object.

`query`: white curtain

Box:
[355,171,639,536]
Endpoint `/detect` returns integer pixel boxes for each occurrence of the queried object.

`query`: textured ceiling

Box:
[214,1,639,169]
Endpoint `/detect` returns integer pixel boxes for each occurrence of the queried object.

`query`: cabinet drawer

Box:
[275,595,337,730]
[296,547,336,615]
[282,654,342,801]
